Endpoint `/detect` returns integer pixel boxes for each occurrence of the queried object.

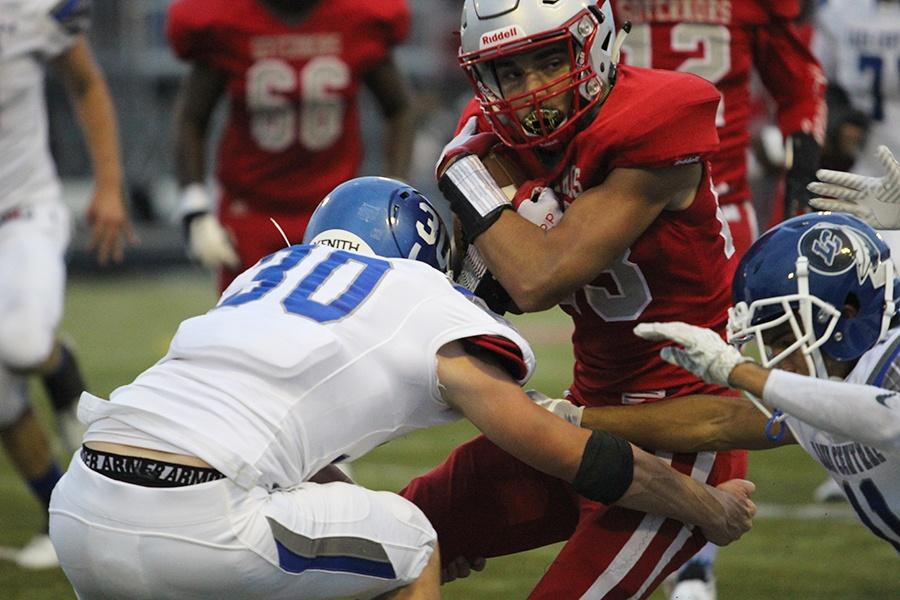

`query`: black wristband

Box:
[472,272,513,315]
[572,430,635,504]
[181,211,207,241]
[438,158,512,242]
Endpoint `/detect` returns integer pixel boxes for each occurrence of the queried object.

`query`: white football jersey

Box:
[0,0,87,210]
[787,327,900,552]
[814,0,900,177]
[80,245,535,490]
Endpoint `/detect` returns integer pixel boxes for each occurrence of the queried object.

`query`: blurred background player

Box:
[48,177,755,600]
[166,0,415,291]
[814,0,900,179]
[613,0,826,256]
[0,0,134,569]
[403,2,748,598]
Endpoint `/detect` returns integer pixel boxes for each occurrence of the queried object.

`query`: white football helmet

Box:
[459,0,618,149]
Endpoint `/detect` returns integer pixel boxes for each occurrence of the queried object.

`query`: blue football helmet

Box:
[729,213,898,378]
[303,177,451,273]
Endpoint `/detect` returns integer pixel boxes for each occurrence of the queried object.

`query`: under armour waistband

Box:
[81,445,225,488]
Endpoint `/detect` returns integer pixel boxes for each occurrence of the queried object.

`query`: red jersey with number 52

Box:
[612,0,825,206]
[458,66,736,405]
[167,0,409,210]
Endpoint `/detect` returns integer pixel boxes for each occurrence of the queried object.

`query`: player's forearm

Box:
[475,210,619,312]
[617,445,725,531]
[69,67,123,192]
[173,65,224,187]
[763,369,900,450]
[174,120,208,187]
[581,395,782,451]
[383,107,415,180]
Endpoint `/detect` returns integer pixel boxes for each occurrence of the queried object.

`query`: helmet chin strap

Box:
[609,21,632,66]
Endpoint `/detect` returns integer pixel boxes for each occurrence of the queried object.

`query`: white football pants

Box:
[49,452,436,600]
[0,200,70,425]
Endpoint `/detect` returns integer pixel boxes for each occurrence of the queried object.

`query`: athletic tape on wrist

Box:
[176,183,212,222]
[445,155,512,217]
[572,430,635,504]
[439,155,512,241]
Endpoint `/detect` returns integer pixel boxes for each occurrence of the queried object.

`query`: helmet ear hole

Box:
[599,30,612,52]
[843,293,860,315]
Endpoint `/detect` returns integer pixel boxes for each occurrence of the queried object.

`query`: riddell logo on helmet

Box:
[479,25,525,49]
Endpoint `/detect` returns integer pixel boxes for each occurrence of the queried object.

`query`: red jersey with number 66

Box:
[166,0,409,210]
[459,65,737,406]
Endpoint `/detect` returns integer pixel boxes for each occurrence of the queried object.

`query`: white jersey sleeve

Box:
[771,327,900,553]
[79,245,535,491]
[763,370,900,452]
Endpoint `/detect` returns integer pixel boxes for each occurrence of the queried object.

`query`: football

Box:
[483,149,526,198]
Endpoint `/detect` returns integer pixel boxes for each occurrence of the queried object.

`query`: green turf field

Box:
[0,271,896,599]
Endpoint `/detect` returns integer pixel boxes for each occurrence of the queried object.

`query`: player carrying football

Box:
[400,1,749,598]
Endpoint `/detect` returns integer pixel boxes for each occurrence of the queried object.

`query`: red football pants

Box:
[216,192,315,292]
[400,435,746,599]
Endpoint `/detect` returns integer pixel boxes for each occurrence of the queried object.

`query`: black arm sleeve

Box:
[572,430,635,504]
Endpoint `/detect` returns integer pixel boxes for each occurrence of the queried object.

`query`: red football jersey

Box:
[167,0,409,211]
[612,0,825,205]
[457,66,736,405]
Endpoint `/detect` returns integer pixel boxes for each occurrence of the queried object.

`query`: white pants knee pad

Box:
[0,201,69,370]
[0,309,55,371]
[0,367,29,429]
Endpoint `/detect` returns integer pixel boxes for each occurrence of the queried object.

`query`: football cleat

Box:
[813,477,847,503]
[671,578,716,600]
[55,405,86,455]
[15,534,59,570]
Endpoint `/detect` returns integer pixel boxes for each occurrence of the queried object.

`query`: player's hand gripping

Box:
[179,184,240,270]
[633,322,751,387]
[513,184,564,231]
[436,117,511,242]
[526,389,584,426]
[808,145,900,228]
[441,556,486,584]
[434,116,501,179]
[701,479,757,546]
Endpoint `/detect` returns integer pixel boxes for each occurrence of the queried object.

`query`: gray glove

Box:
[808,145,900,228]
[526,389,584,426]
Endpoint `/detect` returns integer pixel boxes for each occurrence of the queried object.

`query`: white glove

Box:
[515,186,564,231]
[188,213,240,270]
[178,184,240,270]
[435,116,482,177]
[808,145,900,228]
[633,322,750,387]
[526,389,584,426]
